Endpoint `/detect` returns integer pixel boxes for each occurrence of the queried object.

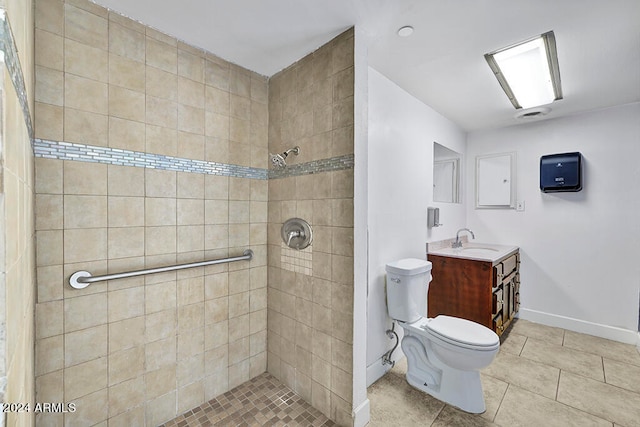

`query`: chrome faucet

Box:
[452,228,475,248]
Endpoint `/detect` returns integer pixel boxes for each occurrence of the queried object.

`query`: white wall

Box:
[466,103,640,342]
[366,68,467,384]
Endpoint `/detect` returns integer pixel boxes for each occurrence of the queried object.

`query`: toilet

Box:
[385,258,500,413]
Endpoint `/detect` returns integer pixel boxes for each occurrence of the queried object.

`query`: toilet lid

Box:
[426,315,499,348]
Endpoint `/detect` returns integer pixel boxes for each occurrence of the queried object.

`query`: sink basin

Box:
[460,247,499,252]
[428,242,518,264]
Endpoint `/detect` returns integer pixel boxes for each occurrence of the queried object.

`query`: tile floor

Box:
[368,318,640,426]
[161,373,335,427]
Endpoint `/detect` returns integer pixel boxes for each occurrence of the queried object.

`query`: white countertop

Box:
[427,242,519,265]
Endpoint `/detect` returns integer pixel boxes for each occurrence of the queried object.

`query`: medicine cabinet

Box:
[476,152,516,209]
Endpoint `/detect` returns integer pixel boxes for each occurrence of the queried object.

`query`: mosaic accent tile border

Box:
[268,154,354,179]
[34,139,355,181]
[0,10,34,140]
[34,139,269,180]
[281,244,313,276]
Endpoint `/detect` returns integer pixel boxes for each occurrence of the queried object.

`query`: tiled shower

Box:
[29,0,355,426]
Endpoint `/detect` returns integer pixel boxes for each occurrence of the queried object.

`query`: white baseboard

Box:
[365,359,390,387]
[352,398,370,427]
[518,308,640,345]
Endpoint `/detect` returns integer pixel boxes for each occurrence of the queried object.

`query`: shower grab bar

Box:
[69,249,253,289]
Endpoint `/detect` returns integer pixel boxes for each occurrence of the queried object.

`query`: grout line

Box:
[493,382,510,422]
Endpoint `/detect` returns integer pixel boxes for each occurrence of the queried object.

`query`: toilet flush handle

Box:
[390,277,401,283]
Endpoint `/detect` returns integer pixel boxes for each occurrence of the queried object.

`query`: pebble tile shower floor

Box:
[161,373,335,427]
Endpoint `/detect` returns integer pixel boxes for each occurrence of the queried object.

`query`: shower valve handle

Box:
[287,230,302,247]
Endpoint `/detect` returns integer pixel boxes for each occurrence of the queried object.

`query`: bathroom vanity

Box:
[426,243,520,337]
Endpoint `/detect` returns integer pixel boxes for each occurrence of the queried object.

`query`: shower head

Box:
[269,146,300,169]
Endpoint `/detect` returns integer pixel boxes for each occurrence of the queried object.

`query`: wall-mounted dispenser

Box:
[427,207,442,228]
[540,152,583,193]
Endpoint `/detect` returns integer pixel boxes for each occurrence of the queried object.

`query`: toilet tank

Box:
[386,258,432,323]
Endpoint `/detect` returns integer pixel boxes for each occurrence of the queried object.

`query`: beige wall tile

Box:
[108,165,145,197]
[145,391,177,427]
[145,169,176,198]
[64,160,108,195]
[146,336,177,371]
[36,28,63,70]
[35,102,64,141]
[66,388,109,426]
[108,196,145,228]
[35,335,64,376]
[205,58,230,90]
[65,38,108,82]
[146,124,178,157]
[36,300,63,339]
[109,316,145,353]
[146,95,177,128]
[109,376,145,417]
[64,195,107,229]
[65,73,108,114]
[178,104,205,134]
[178,131,205,160]
[36,66,63,105]
[64,108,108,146]
[108,286,145,322]
[146,65,177,101]
[36,194,63,230]
[64,324,108,367]
[177,380,204,415]
[108,226,145,259]
[64,292,107,332]
[177,327,204,359]
[109,54,145,92]
[64,357,107,400]
[177,172,205,199]
[64,228,107,263]
[109,22,145,63]
[146,38,177,74]
[37,264,64,303]
[108,346,145,386]
[109,86,145,122]
[36,0,64,35]
[145,226,177,256]
[178,49,204,82]
[36,230,63,266]
[146,309,177,343]
[65,3,107,49]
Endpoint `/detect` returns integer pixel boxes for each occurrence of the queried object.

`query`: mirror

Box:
[433,142,461,203]
[476,152,516,208]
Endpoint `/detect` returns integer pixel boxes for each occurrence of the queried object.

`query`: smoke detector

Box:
[514,106,551,120]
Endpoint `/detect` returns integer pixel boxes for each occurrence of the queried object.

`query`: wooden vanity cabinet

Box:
[427,251,520,337]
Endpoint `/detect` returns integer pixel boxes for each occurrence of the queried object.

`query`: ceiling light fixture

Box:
[485,31,562,109]
[397,26,414,37]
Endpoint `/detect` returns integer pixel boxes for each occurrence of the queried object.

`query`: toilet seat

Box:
[405,315,500,351]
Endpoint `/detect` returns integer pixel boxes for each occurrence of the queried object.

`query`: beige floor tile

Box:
[521,338,604,382]
[563,330,640,367]
[557,371,640,426]
[495,384,612,427]
[498,332,527,356]
[368,359,445,426]
[482,351,560,399]
[603,357,640,393]
[510,319,564,345]
[431,405,497,426]
[479,374,508,422]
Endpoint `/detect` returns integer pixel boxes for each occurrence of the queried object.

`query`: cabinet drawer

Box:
[500,254,518,277]
[492,287,503,314]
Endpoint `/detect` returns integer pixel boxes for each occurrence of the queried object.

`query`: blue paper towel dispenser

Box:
[540,152,582,192]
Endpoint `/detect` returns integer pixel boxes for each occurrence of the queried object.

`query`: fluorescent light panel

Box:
[485,31,562,109]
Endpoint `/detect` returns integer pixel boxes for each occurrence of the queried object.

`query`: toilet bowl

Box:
[385,258,500,413]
